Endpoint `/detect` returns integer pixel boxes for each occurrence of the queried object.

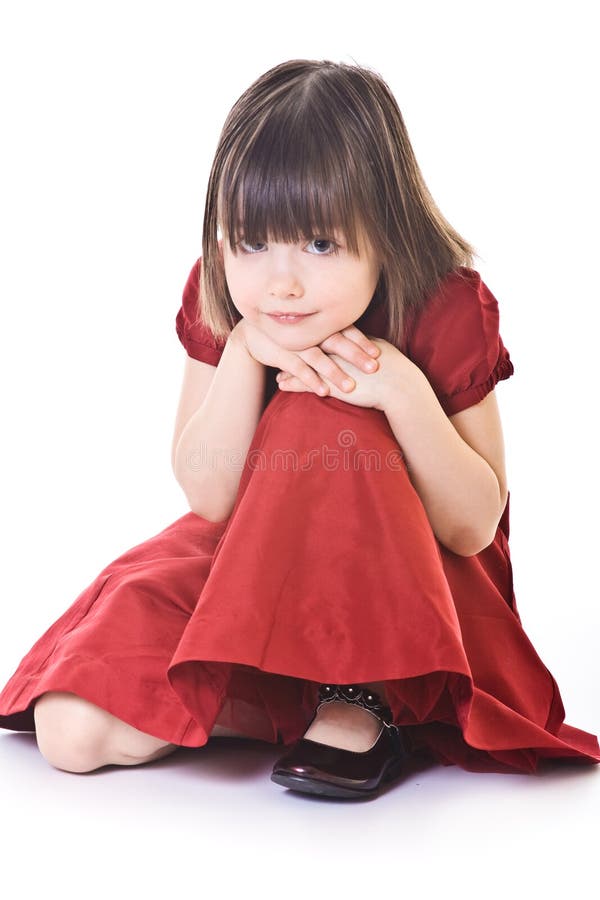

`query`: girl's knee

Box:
[33,691,114,773]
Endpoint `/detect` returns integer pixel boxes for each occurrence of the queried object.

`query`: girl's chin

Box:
[275,335,326,352]
[259,315,343,351]
[266,323,337,349]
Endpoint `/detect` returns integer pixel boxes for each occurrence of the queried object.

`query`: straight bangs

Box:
[217,109,371,259]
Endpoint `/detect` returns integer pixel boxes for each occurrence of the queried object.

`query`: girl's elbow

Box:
[188,497,233,523]
[186,489,233,523]
[183,479,236,523]
[445,524,496,557]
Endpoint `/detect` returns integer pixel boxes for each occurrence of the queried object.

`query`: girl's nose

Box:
[265,246,305,298]
[268,271,304,299]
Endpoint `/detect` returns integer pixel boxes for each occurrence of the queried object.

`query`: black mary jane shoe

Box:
[270,683,412,800]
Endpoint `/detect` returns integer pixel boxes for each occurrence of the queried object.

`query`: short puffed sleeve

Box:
[407,268,515,416]
[175,257,227,366]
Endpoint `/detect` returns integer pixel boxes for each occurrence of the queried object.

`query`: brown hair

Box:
[198,58,478,349]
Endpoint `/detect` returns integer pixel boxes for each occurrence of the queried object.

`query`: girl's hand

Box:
[277,336,411,411]
[230,319,382,397]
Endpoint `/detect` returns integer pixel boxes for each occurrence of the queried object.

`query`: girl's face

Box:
[221,226,381,351]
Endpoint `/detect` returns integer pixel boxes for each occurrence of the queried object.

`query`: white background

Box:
[0,0,598,896]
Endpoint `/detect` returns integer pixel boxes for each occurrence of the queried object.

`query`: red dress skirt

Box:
[1,386,599,775]
[2,261,599,774]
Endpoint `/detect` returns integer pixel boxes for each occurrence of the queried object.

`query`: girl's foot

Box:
[271,683,410,799]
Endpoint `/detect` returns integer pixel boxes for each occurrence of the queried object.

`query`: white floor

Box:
[1,727,597,900]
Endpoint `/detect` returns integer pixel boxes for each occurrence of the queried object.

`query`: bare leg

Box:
[209,724,249,738]
[34,691,180,772]
[302,680,393,752]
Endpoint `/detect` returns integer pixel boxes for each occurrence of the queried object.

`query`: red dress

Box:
[1,260,598,775]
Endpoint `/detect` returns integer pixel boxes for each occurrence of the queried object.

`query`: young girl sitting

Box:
[1,58,598,800]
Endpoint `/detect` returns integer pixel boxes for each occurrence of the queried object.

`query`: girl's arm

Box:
[381,366,507,557]
[173,319,383,521]
[172,330,267,521]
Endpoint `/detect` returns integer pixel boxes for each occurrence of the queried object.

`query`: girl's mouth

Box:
[266,313,316,324]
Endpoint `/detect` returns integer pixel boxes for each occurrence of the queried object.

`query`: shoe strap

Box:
[317,683,399,733]
[316,684,411,757]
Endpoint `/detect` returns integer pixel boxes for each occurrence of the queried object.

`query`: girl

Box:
[1,58,598,800]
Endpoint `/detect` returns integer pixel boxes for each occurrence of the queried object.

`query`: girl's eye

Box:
[307,238,340,256]
[236,237,340,256]
[237,239,266,254]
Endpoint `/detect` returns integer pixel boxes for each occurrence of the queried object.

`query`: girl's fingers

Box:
[282,359,330,395]
[297,347,355,392]
[281,323,381,395]
[319,328,380,375]
[278,374,324,395]
[296,337,373,393]
[342,325,381,356]
[339,327,381,362]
